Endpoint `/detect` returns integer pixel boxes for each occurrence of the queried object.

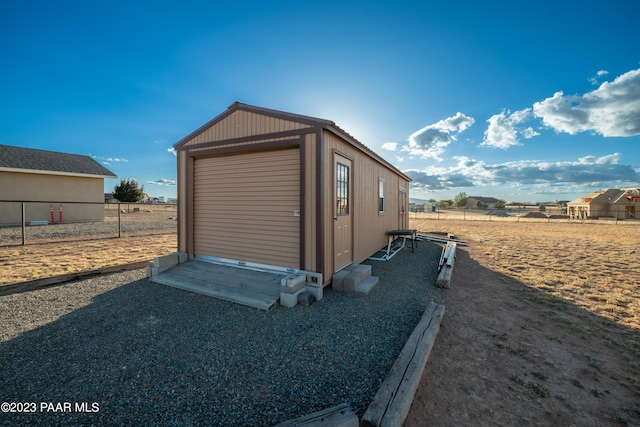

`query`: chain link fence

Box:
[410,207,638,224]
[0,201,177,246]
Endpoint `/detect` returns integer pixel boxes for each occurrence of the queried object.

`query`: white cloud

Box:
[405,153,639,192]
[92,155,129,163]
[167,147,177,156]
[589,70,609,85]
[148,178,177,186]
[533,68,640,137]
[577,152,620,165]
[481,108,537,149]
[522,127,540,139]
[381,142,397,151]
[406,112,475,160]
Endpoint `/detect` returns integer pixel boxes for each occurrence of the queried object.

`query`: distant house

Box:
[567,188,640,219]
[0,144,116,225]
[466,196,500,209]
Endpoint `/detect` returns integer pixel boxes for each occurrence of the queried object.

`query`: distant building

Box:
[409,202,432,213]
[567,188,640,219]
[0,144,116,225]
[466,196,500,209]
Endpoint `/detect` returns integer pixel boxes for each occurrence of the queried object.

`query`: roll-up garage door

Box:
[193,149,300,269]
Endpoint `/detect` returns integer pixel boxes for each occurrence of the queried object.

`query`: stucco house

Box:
[466,196,500,209]
[174,102,412,286]
[567,188,640,219]
[0,144,116,225]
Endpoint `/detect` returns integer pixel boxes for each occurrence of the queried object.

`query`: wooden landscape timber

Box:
[361,301,446,427]
[0,260,149,296]
[273,403,358,427]
[436,241,457,288]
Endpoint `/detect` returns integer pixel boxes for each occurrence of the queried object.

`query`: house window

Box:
[336,163,349,215]
[378,178,385,213]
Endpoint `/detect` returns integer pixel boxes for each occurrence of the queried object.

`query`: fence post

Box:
[118,203,122,238]
[21,202,26,245]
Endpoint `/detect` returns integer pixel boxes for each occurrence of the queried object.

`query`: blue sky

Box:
[1,0,639,203]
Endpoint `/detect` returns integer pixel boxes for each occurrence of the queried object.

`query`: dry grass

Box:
[0,234,176,285]
[411,218,640,331]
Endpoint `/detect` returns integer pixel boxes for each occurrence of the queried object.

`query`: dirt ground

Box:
[406,219,640,427]
[0,234,176,285]
[1,219,639,425]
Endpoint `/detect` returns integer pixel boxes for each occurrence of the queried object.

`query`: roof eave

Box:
[323,124,412,182]
[0,167,116,179]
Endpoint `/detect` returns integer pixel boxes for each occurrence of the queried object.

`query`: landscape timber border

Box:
[0,261,148,296]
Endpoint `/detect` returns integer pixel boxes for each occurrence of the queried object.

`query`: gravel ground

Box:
[0,220,176,245]
[0,241,444,426]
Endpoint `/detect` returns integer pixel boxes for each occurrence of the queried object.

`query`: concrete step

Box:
[332,264,372,293]
[355,275,379,295]
[343,264,371,293]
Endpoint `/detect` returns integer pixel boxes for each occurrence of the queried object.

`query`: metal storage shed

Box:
[174,102,411,286]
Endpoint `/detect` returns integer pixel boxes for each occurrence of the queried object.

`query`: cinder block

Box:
[174,252,188,263]
[280,281,306,295]
[355,276,379,295]
[149,265,174,276]
[280,292,299,308]
[343,265,372,293]
[305,283,323,301]
[280,274,306,296]
[331,269,350,291]
[297,292,316,306]
[153,253,179,269]
[281,274,306,288]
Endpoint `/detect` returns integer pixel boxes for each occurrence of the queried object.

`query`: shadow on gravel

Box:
[0,240,444,426]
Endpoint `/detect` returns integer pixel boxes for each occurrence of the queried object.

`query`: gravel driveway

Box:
[0,240,444,426]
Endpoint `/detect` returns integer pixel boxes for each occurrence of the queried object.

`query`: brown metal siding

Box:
[302,133,318,273]
[192,149,300,269]
[322,131,407,276]
[181,110,312,147]
[176,151,190,254]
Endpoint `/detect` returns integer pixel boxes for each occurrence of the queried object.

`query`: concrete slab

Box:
[150,259,288,311]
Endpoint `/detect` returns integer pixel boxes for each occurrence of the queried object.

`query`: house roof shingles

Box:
[0,145,116,178]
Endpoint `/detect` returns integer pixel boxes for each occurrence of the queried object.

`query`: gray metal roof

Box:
[0,144,116,178]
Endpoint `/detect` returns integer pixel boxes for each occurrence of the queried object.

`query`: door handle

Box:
[334,216,338,220]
